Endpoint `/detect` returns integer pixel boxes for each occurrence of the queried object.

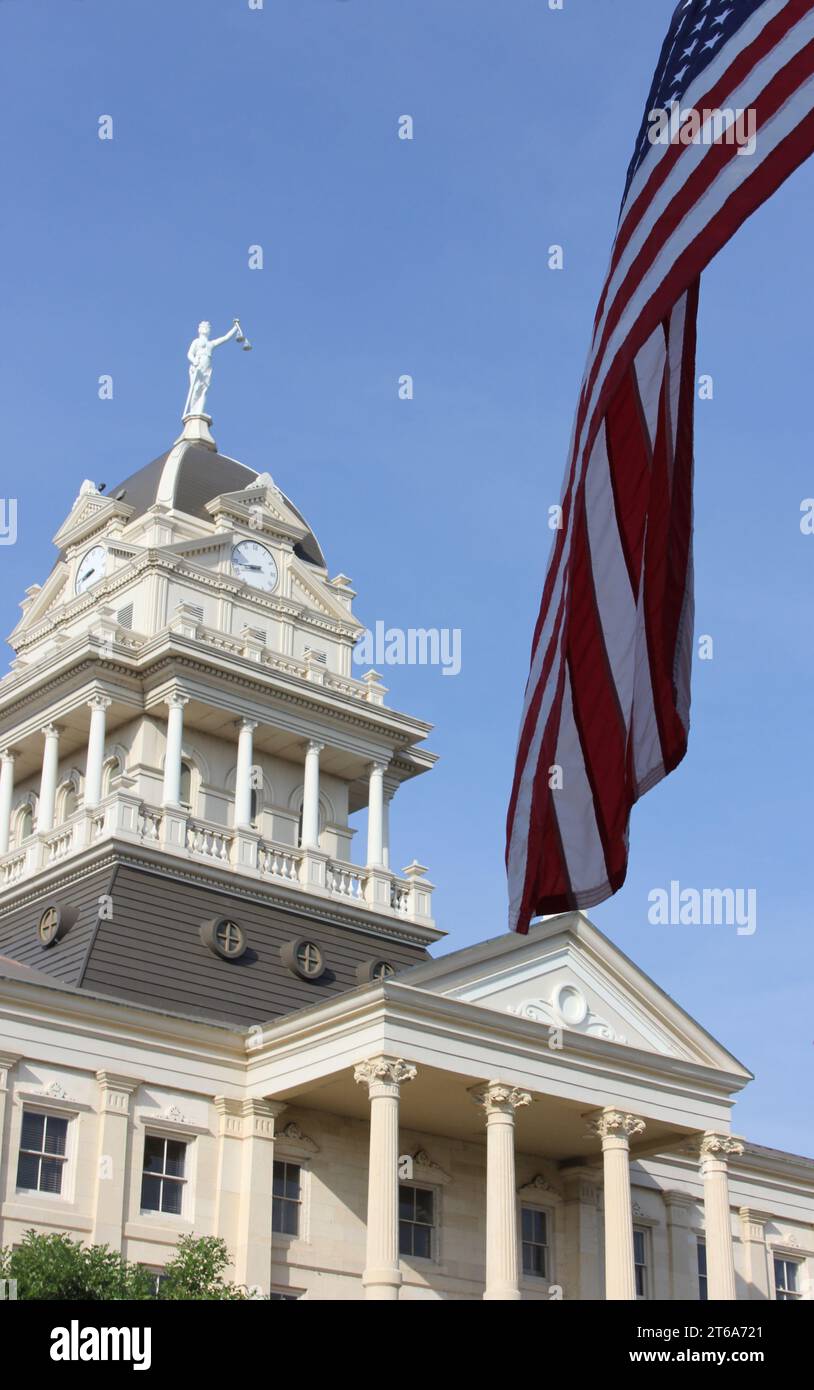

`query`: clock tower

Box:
[0,405,440,1025]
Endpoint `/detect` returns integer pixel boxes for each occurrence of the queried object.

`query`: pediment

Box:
[206,482,306,541]
[52,490,134,551]
[288,560,360,627]
[404,913,751,1075]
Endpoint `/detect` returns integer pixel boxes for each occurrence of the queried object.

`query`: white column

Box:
[589,1108,645,1300]
[0,750,17,855]
[366,761,386,867]
[84,695,111,809]
[301,740,323,849]
[162,693,188,807]
[354,1056,417,1300]
[234,719,257,828]
[37,724,61,833]
[699,1133,743,1300]
[471,1081,532,1300]
[382,787,393,869]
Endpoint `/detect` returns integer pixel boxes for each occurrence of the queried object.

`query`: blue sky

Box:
[1,0,811,1154]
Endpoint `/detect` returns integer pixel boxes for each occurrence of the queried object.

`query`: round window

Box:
[282,938,326,981]
[200,917,247,961]
[356,959,396,985]
[38,906,64,948]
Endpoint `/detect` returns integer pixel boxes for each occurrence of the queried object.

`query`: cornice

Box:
[0,643,436,766]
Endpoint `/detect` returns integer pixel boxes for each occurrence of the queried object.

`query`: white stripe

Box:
[630,552,666,794]
[667,292,689,468]
[633,323,668,452]
[619,0,790,225]
[507,613,567,927]
[551,670,609,900]
[584,423,638,722]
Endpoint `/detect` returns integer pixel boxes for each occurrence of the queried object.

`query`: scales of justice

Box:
[180,317,251,444]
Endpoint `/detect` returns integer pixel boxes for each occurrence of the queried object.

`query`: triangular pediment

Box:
[402,913,751,1075]
[288,559,361,627]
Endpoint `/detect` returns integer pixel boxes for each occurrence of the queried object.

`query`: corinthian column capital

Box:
[470,1080,533,1116]
[586,1108,646,1144]
[354,1056,417,1093]
[697,1132,745,1163]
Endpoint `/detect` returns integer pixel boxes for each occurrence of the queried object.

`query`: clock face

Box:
[231,540,278,593]
[75,544,107,595]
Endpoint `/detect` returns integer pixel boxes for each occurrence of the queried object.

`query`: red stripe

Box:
[605,368,654,601]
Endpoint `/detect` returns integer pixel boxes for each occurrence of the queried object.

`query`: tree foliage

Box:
[0,1231,247,1301]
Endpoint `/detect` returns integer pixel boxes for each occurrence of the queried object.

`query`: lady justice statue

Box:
[182,318,251,420]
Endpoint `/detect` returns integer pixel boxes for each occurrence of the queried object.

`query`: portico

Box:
[244,917,752,1301]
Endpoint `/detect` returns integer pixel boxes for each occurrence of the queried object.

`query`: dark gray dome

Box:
[109,442,325,567]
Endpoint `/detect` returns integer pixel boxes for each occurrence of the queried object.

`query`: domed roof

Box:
[109,440,325,567]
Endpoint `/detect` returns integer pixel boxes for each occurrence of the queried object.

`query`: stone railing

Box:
[0,794,434,927]
[326,859,367,902]
[185,818,233,863]
[1,848,28,886]
[257,841,301,883]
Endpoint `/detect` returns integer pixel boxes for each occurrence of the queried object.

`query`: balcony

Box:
[0,790,436,932]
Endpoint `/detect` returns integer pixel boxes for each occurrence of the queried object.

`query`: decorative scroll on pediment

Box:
[507,981,628,1045]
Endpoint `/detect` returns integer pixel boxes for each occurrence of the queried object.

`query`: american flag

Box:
[507,0,814,934]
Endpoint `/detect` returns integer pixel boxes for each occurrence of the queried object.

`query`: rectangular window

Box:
[633,1227,649,1299]
[521,1206,549,1279]
[774,1257,800,1300]
[16,1111,69,1195]
[399,1184,434,1259]
[140,1135,187,1215]
[697,1239,708,1301]
[272,1161,301,1237]
[269,1290,300,1301]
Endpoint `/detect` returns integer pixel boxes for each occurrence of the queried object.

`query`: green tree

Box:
[0,1230,152,1301]
[160,1235,246,1300]
[0,1231,247,1300]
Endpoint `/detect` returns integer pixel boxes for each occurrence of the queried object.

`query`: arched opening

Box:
[16,803,34,845]
[57,780,80,822]
[102,755,122,796]
[179,761,193,810]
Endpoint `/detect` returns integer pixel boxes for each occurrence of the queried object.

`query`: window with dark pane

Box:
[140,1135,187,1215]
[633,1227,649,1298]
[272,1160,301,1236]
[16,1110,68,1194]
[398,1184,434,1259]
[270,1291,300,1301]
[774,1257,800,1300]
[697,1239,708,1301]
[521,1206,548,1278]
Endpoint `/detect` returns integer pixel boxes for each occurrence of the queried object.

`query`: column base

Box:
[362,1268,402,1301]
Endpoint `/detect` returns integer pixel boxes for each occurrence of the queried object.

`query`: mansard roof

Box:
[108,440,326,567]
[0,858,429,1028]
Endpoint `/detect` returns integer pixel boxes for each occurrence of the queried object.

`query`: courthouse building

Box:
[0,406,811,1301]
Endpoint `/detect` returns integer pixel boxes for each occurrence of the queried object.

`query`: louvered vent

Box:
[117,603,134,629]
